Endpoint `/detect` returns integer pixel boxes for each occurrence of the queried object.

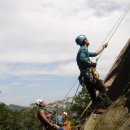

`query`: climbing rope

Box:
[63,78,78,101]
[69,83,80,106]
[77,101,92,121]
[96,3,130,62]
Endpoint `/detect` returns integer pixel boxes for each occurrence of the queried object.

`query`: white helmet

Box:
[63,112,68,117]
[36,99,44,106]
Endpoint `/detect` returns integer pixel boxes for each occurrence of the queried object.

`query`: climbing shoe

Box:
[95,108,105,114]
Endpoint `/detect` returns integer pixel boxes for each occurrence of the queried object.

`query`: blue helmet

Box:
[75,35,86,45]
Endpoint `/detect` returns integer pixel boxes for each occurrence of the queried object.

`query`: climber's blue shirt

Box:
[56,115,64,127]
[76,45,97,70]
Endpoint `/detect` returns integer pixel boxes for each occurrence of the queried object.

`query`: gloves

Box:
[91,62,97,68]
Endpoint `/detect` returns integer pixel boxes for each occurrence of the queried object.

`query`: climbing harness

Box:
[91,67,100,80]
[78,67,100,87]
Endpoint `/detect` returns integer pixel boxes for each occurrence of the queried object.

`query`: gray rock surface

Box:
[83,38,130,130]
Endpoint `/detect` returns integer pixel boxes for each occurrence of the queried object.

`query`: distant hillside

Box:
[8,104,27,111]
[46,97,72,113]
[1,96,72,112]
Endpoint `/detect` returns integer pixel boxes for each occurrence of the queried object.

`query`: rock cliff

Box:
[83,38,130,130]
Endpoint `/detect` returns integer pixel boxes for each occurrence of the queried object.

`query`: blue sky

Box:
[0,0,130,106]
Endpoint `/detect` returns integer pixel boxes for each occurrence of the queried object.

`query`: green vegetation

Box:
[69,87,91,128]
[0,87,91,129]
[70,87,91,116]
[0,103,39,130]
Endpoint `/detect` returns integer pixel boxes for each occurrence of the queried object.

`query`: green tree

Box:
[70,87,91,116]
[0,103,40,130]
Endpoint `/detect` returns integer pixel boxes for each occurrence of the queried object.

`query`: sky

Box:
[0,0,130,106]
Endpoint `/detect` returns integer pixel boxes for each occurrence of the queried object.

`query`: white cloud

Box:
[0,61,78,79]
[0,0,130,105]
[0,0,129,72]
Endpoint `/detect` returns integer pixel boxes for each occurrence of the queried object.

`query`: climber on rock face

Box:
[75,35,108,114]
